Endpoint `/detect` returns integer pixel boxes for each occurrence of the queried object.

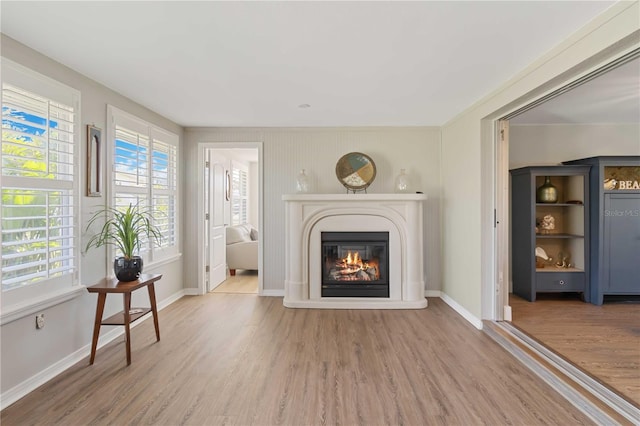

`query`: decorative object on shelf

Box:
[555,251,572,269]
[603,165,640,190]
[296,169,311,193]
[536,176,558,203]
[535,246,553,268]
[86,124,102,197]
[539,214,555,234]
[394,169,410,193]
[535,246,552,261]
[335,152,376,193]
[85,203,163,282]
[603,178,617,190]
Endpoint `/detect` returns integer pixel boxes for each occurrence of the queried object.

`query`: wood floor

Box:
[2,295,595,425]
[212,270,258,294]
[510,293,640,407]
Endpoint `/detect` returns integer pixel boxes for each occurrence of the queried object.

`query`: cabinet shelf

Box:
[535,233,584,239]
[537,267,583,273]
[101,307,151,326]
[536,203,584,207]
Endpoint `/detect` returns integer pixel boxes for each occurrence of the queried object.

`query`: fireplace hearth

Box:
[322,232,389,297]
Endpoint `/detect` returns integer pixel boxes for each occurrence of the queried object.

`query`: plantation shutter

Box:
[109,106,179,262]
[231,162,249,226]
[1,60,79,297]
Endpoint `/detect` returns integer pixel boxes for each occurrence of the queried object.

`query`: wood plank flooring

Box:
[2,295,595,425]
[510,293,640,407]
[212,270,258,294]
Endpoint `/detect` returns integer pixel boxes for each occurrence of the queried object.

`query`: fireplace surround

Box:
[283,193,428,309]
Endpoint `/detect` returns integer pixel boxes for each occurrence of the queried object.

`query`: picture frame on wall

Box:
[87,124,102,197]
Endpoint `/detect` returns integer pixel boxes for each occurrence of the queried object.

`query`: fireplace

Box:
[321,232,389,297]
[283,193,428,309]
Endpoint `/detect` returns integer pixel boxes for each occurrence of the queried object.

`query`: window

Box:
[231,161,248,226]
[1,60,80,306]
[108,106,178,263]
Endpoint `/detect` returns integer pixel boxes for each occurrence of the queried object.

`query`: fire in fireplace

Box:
[321,232,389,297]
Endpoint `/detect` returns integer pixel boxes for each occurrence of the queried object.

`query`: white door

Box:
[208,151,229,291]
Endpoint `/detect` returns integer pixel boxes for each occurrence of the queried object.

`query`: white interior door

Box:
[208,151,229,291]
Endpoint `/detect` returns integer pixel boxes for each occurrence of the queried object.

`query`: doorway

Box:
[197,142,263,295]
[493,54,640,408]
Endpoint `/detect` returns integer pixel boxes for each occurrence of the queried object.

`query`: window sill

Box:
[0,285,86,326]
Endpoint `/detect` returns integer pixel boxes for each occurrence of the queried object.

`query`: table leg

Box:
[148,283,161,341]
[89,293,107,365]
[123,292,132,365]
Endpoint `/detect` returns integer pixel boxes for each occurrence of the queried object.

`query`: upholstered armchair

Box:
[226,224,258,275]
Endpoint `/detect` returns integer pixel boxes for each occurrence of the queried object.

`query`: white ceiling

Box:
[1,1,617,127]
[511,57,640,125]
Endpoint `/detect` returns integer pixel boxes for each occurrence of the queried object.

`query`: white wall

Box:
[510,123,640,168]
[440,2,639,320]
[184,127,442,293]
[0,35,185,397]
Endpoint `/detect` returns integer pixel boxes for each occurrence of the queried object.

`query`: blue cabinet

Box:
[510,166,590,302]
[564,156,640,305]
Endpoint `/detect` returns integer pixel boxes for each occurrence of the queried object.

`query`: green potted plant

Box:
[85,203,163,282]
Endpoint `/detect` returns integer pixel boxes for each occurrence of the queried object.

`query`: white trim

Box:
[0,286,85,325]
[424,290,441,297]
[0,289,185,410]
[440,292,484,330]
[183,288,201,296]
[261,289,284,297]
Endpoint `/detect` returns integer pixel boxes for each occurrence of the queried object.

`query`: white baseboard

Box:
[440,292,483,330]
[183,288,201,296]
[425,290,442,297]
[261,289,284,297]
[0,289,185,410]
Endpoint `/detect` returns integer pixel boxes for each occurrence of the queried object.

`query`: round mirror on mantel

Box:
[335,152,376,193]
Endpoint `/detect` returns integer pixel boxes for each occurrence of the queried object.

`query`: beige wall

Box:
[440,1,640,320]
[0,35,185,396]
[184,127,442,293]
[510,123,640,168]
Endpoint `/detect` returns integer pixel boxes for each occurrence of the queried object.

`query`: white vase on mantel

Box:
[296,169,311,193]
[394,169,410,193]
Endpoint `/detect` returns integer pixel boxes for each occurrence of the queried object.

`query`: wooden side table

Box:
[87,273,162,365]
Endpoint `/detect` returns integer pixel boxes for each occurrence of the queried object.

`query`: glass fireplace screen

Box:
[321,231,389,297]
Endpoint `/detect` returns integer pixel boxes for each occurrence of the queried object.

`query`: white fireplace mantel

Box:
[283,193,428,309]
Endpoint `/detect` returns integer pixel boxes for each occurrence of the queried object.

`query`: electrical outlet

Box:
[35,313,45,329]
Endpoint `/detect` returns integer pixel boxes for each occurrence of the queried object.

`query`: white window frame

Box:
[106,106,179,271]
[0,59,82,321]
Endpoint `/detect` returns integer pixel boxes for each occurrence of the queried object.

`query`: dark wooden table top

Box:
[87,273,163,293]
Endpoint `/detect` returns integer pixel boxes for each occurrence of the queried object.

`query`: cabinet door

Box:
[603,194,640,294]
